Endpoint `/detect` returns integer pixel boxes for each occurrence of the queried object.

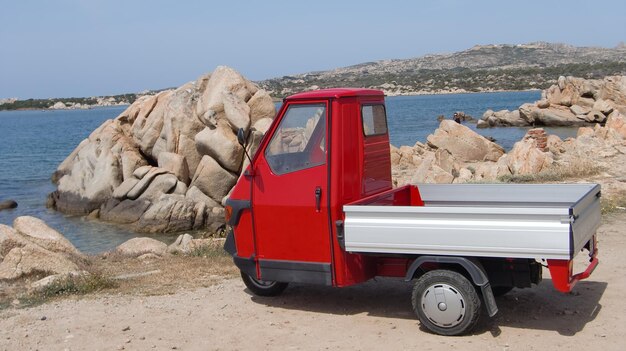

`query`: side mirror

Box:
[237,128,246,147]
[237,128,253,169]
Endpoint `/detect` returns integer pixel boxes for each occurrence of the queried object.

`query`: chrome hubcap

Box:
[421,283,466,328]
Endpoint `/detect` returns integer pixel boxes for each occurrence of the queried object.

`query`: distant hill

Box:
[259,42,626,97]
[4,42,626,110]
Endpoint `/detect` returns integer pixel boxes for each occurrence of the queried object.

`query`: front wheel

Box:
[240,271,288,296]
[411,270,481,336]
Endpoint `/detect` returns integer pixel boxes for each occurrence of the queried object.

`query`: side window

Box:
[362,104,388,136]
[265,103,327,174]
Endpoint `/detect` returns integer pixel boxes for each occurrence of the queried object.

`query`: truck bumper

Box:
[548,235,599,293]
[224,227,236,256]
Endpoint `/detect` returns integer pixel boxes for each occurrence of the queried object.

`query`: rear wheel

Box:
[240,271,288,296]
[411,270,481,336]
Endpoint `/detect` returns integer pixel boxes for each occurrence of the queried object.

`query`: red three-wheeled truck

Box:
[224,88,600,335]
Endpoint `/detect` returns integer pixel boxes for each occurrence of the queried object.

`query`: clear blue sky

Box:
[1,0,625,99]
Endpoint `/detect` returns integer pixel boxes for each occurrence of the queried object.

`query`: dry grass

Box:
[601,190,626,214]
[93,245,237,296]
[1,244,238,309]
[498,160,603,184]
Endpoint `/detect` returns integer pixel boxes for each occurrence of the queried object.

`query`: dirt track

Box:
[1,213,625,350]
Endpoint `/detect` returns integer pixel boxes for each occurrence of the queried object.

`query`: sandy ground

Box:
[1,212,625,351]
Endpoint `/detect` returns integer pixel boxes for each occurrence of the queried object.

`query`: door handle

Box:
[315,187,322,212]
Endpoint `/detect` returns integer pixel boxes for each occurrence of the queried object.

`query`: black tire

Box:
[240,271,288,297]
[491,286,514,297]
[411,270,481,336]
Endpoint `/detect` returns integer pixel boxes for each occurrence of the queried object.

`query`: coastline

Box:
[270,88,540,102]
[1,104,131,112]
[381,88,541,97]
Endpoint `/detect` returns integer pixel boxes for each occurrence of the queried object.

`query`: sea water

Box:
[385,90,578,148]
[0,91,578,253]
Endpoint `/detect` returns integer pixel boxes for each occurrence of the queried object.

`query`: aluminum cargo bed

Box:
[343,184,601,260]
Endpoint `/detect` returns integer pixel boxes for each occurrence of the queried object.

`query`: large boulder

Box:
[503,137,554,175]
[194,119,244,173]
[479,109,528,128]
[158,152,190,184]
[167,234,214,255]
[0,224,30,258]
[569,104,591,116]
[100,199,152,224]
[100,164,211,233]
[597,76,626,109]
[535,105,587,126]
[49,66,275,234]
[136,173,181,202]
[125,167,170,200]
[247,90,276,124]
[471,159,511,181]
[0,244,79,280]
[115,237,167,257]
[520,104,588,127]
[132,195,212,233]
[195,66,259,127]
[185,186,221,208]
[49,120,133,214]
[606,111,626,138]
[189,155,238,203]
[1,218,86,281]
[585,110,606,123]
[12,216,80,255]
[427,120,505,162]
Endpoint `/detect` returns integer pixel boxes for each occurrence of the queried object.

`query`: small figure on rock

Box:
[453,112,462,124]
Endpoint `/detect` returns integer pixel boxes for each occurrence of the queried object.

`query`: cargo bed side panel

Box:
[343,205,573,260]
[571,196,601,257]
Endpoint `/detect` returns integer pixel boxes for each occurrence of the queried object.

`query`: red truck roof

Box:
[286,88,384,100]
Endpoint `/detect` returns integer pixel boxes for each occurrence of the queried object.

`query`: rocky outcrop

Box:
[394,110,626,187]
[392,121,510,186]
[48,66,276,233]
[0,217,83,281]
[478,76,626,128]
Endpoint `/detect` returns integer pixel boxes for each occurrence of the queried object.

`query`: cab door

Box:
[252,101,333,285]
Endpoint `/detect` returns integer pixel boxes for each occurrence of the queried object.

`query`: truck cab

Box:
[225,88,390,287]
[224,88,600,336]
